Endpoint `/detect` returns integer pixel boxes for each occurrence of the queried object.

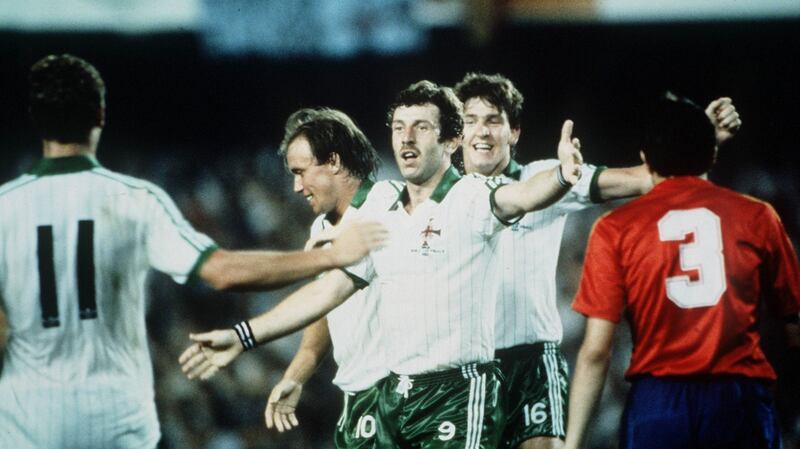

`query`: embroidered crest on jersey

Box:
[413,218,443,256]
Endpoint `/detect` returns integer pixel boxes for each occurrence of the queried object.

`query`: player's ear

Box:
[510,127,520,146]
[97,107,106,128]
[444,135,462,156]
[327,152,342,174]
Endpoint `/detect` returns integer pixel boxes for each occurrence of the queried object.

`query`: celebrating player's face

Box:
[462,98,519,177]
[390,103,452,186]
[285,136,338,215]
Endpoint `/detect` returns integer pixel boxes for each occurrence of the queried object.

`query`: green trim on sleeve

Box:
[187,245,219,284]
[341,269,370,290]
[589,166,608,204]
[490,184,523,226]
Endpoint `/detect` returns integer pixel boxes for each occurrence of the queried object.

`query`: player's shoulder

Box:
[369,179,404,199]
[361,179,403,210]
[0,173,37,200]
[519,159,559,180]
[458,172,504,191]
[88,168,185,215]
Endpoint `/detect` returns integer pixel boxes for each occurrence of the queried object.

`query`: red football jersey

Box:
[573,177,800,379]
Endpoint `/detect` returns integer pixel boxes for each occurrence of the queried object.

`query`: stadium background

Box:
[0,1,798,448]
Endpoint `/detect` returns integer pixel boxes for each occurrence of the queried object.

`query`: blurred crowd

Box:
[5,145,798,449]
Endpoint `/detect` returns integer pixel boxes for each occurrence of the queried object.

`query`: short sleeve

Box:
[759,204,800,317]
[462,174,508,237]
[572,214,627,322]
[342,255,375,290]
[142,185,217,284]
[516,160,601,215]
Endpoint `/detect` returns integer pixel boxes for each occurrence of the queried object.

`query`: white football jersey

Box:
[0,155,216,449]
[310,179,402,392]
[346,167,506,375]
[493,159,600,348]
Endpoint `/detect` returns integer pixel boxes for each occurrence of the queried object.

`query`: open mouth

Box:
[400,150,419,160]
[473,143,493,152]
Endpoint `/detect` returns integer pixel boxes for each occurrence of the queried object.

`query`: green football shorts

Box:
[495,342,569,449]
[335,384,382,449]
[375,361,504,449]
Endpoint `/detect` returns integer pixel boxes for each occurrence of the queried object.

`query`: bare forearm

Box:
[494,167,570,219]
[564,316,619,449]
[564,346,611,449]
[200,248,342,291]
[249,271,355,345]
[283,319,332,384]
[596,164,652,201]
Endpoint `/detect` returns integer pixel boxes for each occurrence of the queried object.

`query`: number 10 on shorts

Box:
[354,415,376,439]
[523,402,547,426]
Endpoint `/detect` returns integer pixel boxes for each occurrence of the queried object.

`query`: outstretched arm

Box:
[564,317,617,449]
[591,98,741,202]
[199,220,386,291]
[265,318,332,432]
[179,270,357,380]
[493,120,583,220]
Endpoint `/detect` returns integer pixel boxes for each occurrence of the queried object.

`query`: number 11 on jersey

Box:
[37,220,97,328]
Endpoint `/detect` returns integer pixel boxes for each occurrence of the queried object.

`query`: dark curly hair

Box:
[454,72,524,130]
[29,54,106,143]
[386,80,463,143]
[280,107,380,181]
[641,92,716,177]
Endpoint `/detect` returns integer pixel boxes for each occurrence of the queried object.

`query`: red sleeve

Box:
[759,204,800,318]
[572,215,627,323]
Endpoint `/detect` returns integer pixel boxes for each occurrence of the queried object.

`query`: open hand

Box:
[557,120,584,185]
[265,378,303,432]
[178,329,242,380]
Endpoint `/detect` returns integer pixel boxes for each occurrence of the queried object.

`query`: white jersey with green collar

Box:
[309,178,403,392]
[0,155,216,449]
[493,159,603,349]
[346,166,507,375]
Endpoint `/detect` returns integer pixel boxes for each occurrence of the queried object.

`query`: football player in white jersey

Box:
[263,107,401,448]
[452,72,741,449]
[179,80,583,449]
[0,54,385,449]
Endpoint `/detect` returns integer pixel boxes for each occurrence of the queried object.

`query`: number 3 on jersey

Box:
[37,220,97,328]
[657,208,727,308]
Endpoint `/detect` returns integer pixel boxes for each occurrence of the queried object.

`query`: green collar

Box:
[350,177,375,209]
[28,155,101,176]
[391,165,462,210]
[503,159,523,181]
[429,165,462,203]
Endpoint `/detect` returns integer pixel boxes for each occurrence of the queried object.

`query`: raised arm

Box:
[705,97,741,146]
[265,318,332,432]
[493,120,583,220]
[179,269,357,380]
[564,317,617,449]
[198,220,386,291]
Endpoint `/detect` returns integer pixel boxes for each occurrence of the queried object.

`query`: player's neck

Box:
[330,178,361,225]
[404,163,450,214]
[464,155,509,177]
[42,142,95,158]
[651,172,709,186]
[42,128,101,158]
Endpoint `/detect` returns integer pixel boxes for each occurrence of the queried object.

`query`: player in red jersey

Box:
[564,93,800,449]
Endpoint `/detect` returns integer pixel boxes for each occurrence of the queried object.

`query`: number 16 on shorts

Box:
[523,402,547,426]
